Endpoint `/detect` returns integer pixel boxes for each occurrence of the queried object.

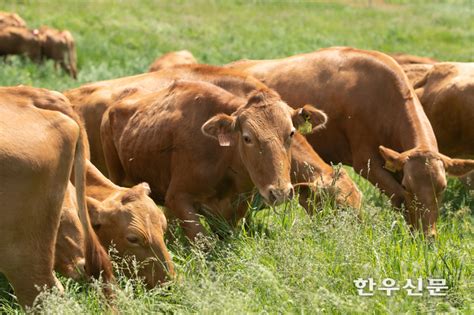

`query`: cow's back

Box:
[417,62,474,157]
[228,47,430,163]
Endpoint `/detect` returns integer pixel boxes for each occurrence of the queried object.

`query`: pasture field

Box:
[0,0,473,313]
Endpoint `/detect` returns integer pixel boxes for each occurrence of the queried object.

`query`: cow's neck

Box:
[392,96,439,152]
[85,164,120,201]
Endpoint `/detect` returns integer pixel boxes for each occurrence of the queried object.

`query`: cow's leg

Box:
[59,60,69,76]
[4,255,62,307]
[5,270,64,306]
[165,191,205,241]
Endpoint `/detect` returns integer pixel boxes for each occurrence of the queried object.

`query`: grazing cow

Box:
[39,26,77,79]
[148,50,197,72]
[389,53,438,65]
[411,62,474,188]
[226,47,474,236]
[291,133,362,213]
[0,86,113,307]
[54,160,174,287]
[65,65,361,214]
[0,26,42,62]
[0,11,27,29]
[100,80,327,239]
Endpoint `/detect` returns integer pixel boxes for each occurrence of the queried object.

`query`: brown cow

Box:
[64,65,361,214]
[291,133,362,212]
[390,53,438,65]
[0,26,42,62]
[39,26,77,79]
[226,47,474,236]
[148,50,197,72]
[412,62,474,188]
[0,86,113,307]
[100,80,327,240]
[400,63,434,88]
[0,11,27,29]
[54,160,174,287]
[65,65,362,211]
[65,65,323,175]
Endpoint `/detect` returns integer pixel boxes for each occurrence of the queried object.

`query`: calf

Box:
[55,161,174,288]
[39,26,77,79]
[0,26,42,62]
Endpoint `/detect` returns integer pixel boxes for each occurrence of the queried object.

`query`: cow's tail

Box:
[73,126,114,290]
[64,31,77,79]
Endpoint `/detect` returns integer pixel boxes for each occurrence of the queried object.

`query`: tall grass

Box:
[0,0,472,313]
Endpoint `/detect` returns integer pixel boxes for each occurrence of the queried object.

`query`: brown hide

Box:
[39,26,77,79]
[389,52,438,65]
[149,50,197,72]
[227,47,474,236]
[0,11,27,28]
[0,86,113,307]
[100,80,327,239]
[0,26,42,62]
[65,64,361,217]
[55,161,174,288]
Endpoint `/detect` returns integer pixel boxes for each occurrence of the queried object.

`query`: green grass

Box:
[0,0,473,313]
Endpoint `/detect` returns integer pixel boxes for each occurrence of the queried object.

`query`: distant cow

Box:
[0,11,27,29]
[39,26,77,79]
[0,26,42,62]
[148,50,197,72]
[0,86,113,307]
[389,52,438,65]
[227,47,474,237]
[55,160,174,287]
[100,80,327,240]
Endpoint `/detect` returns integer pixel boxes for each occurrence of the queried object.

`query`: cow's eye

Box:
[243,135,252,144]
[126,234,140,245]
[290,129,295,138]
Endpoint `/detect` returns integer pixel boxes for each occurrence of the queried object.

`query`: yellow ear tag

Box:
[384,161,397,173]
[298,118,313,135]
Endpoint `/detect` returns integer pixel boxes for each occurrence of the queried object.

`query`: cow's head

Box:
[87,183,174,288]
[379,146,474,236]
[202,89,327,205]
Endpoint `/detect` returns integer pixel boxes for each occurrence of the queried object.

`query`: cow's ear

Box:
[440,155,474,177]
[379,146,406,172]
[292,105,327,134]
[86,197,104,230]
[201,113,237,146]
